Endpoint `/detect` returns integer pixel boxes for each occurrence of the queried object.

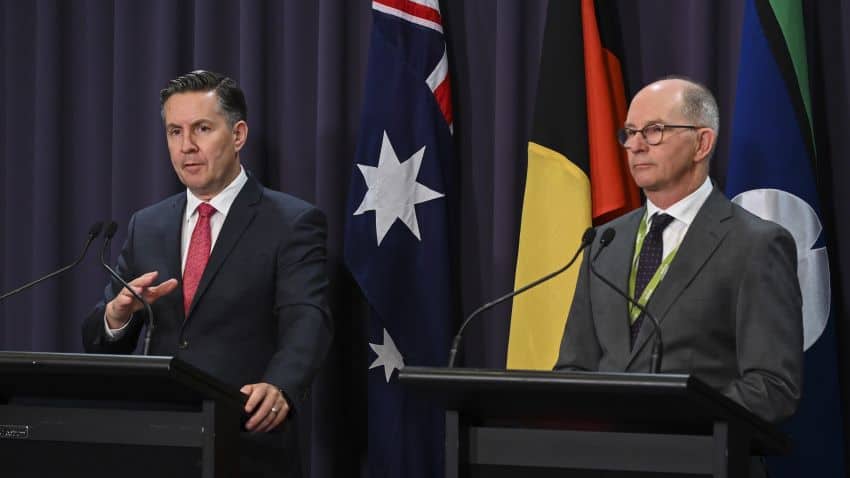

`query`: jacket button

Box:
[178,339,189,350]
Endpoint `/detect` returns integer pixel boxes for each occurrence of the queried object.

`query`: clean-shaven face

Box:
[623,81,701,194]
[163,90,246,200]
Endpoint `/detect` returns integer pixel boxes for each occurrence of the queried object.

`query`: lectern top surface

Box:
[0,351,246,411]
[399,366,790,455]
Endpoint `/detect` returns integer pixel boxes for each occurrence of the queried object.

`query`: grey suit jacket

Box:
[555,187,803,424]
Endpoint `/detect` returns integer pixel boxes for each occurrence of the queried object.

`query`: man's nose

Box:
[180,132,198,153]
[624,132,649,152]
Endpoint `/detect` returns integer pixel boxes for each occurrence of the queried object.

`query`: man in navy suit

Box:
[82,70,332,476]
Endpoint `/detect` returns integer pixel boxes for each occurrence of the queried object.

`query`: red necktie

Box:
[183,203,216,315]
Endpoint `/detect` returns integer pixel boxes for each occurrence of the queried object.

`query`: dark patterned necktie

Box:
[631,213,675,346]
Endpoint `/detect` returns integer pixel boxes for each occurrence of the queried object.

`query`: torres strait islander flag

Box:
[726,0,845,475]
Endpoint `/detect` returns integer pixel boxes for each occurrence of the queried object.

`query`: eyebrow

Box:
[624,119,666,128]
[165,118,213,130]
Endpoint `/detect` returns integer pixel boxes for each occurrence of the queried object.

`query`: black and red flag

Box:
[507,0,640,370]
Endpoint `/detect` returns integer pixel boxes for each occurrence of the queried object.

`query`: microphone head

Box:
[104,221,119,240]
[600,228,616,247]
[581,227,597,246]
[88,221,105,238]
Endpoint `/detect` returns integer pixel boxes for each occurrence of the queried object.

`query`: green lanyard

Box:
[627,213,679,323]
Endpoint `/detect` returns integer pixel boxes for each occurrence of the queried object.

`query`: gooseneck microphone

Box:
[589,228,664,373]
[99,221,155,356]
[0,221,104,302]
[447,227,597,368]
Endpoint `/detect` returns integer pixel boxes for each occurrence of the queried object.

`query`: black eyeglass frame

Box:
[617,123,702,146]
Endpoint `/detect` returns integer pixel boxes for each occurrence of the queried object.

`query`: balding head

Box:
[623,77,719,208]
[635,77,719,155]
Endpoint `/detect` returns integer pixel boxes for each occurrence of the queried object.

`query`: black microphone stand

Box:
[0,222,104,302]
[589,229,664,373]
[447,228,596,367]
[99,222,156,356]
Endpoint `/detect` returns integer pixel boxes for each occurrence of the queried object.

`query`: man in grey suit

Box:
[555,77,803,425]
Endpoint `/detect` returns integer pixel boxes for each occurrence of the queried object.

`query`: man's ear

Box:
[694,128,716,163]
[233,121,249,152]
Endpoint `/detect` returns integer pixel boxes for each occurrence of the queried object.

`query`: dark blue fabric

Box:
[344,8,454,478]
[726,0,846,475]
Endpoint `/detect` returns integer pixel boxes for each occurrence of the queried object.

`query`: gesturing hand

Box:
[105,271,178,329]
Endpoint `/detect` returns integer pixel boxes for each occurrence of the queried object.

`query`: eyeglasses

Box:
[617,123,701,146]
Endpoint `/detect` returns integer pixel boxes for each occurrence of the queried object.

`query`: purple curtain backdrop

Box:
[2,1,849,475]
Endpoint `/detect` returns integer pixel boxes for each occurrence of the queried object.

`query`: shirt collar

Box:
[184,166,248,222]
[645,176,713,226]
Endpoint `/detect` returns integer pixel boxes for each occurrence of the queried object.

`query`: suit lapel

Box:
[165,194,187,320]
[185,176,262,319]
[596,209,643,363]
[627,188,734,366]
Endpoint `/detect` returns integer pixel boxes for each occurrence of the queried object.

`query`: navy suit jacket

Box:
[555,188,803,424]
[82,175,332,414]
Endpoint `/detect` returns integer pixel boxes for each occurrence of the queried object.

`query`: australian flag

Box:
[344,0,455,476]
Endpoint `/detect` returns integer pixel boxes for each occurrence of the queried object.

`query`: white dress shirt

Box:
[644,176,714,259]
[180,167,248,271]
[105,166,249,337]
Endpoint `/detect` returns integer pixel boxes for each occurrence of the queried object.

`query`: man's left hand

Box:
[241,382,290,432]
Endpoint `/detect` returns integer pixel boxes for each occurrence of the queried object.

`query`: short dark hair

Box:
[160,70,247,126]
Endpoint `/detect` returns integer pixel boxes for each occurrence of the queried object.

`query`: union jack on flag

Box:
[344,0,456,476]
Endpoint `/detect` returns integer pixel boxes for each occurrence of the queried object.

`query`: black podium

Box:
[400,367,790,477]
[0,351,246,478]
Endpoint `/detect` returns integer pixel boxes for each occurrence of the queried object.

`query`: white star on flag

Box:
[353,131,444,245]
[369,328,405,383]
